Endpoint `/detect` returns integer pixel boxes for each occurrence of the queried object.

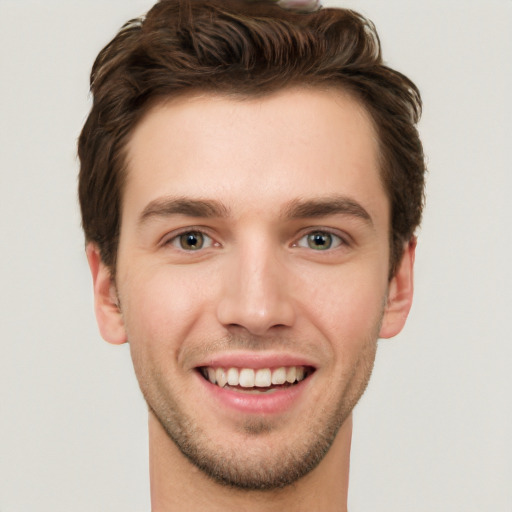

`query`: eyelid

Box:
[293,227,351,249]
[160,226,219,250]
[159,225,351,250]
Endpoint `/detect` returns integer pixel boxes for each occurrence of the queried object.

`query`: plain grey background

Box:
[1,0,511,510]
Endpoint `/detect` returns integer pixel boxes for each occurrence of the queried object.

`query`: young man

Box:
[79,0,425,509]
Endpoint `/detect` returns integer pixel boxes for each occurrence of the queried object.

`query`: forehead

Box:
[122,87,387,226]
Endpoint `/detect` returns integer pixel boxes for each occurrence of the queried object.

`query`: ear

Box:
[379,238,416,339]
[86,243,127,345]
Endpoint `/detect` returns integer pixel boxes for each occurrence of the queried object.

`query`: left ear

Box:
[379,238,416,339]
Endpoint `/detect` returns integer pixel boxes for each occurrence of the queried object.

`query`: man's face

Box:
[98,88,409,489]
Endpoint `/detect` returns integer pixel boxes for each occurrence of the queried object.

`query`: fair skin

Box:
[87,87,415,511]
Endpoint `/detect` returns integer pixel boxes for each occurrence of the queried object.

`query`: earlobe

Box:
[379,238,416,339]
[86,243,127,345]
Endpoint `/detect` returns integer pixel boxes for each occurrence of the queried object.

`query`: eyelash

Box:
[293,229,349,251]
[162,228,349,252]
[162,228,217,251]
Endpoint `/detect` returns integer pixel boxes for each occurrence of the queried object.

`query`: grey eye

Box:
[297,231,343,251]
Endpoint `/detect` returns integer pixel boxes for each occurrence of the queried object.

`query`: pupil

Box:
[309,232,331,250]
[181,232,203,250]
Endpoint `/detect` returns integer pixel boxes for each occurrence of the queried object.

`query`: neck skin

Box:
[149,411,351,512]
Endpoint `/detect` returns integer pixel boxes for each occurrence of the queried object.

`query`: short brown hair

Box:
[78,0,425,277]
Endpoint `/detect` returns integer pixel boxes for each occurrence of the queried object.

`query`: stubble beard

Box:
[132,324,381,491]
[150,403,342,490]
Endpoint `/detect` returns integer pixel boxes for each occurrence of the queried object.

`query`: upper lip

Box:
[194,351,318,370]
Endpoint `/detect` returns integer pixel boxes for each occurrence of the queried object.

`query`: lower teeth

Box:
[223,383,292,393]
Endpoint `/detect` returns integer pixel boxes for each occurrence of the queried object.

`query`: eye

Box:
[296,231,344,251]
[169,231,214,251]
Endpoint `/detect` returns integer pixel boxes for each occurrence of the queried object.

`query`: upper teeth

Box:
[203,366,307,388]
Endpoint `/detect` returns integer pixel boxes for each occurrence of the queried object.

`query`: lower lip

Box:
[196,371,311,415]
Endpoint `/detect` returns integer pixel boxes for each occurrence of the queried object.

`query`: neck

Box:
[148,411,352,512]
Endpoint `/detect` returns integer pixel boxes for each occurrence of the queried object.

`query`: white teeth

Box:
[271,367,287,385]
[207,367,216,384]
[227,367,239,386]
[216,368,228,387]
[204,365,309,388]
[255,368,272,387]
[239,368,255,387]
[286,366,297,384]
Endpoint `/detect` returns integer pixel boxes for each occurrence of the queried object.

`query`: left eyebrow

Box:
[281,196,374,227]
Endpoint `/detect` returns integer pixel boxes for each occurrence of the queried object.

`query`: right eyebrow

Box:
[138,197,230,225]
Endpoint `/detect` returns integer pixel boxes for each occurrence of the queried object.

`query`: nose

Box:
[216,242,296,336]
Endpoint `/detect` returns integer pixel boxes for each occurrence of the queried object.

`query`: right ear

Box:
[86,243,127,345]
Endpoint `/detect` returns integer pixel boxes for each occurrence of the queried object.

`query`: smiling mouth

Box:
[198,366,314,393]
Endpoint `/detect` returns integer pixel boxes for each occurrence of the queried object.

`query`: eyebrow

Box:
[138,197,230,224]
[138,195,373,227]
[282,196,373,226]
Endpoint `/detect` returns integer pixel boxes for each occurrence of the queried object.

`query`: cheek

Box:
[295,263,387,346]
[119,267,216,349]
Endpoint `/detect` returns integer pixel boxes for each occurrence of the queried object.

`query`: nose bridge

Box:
[216,235,295,334]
